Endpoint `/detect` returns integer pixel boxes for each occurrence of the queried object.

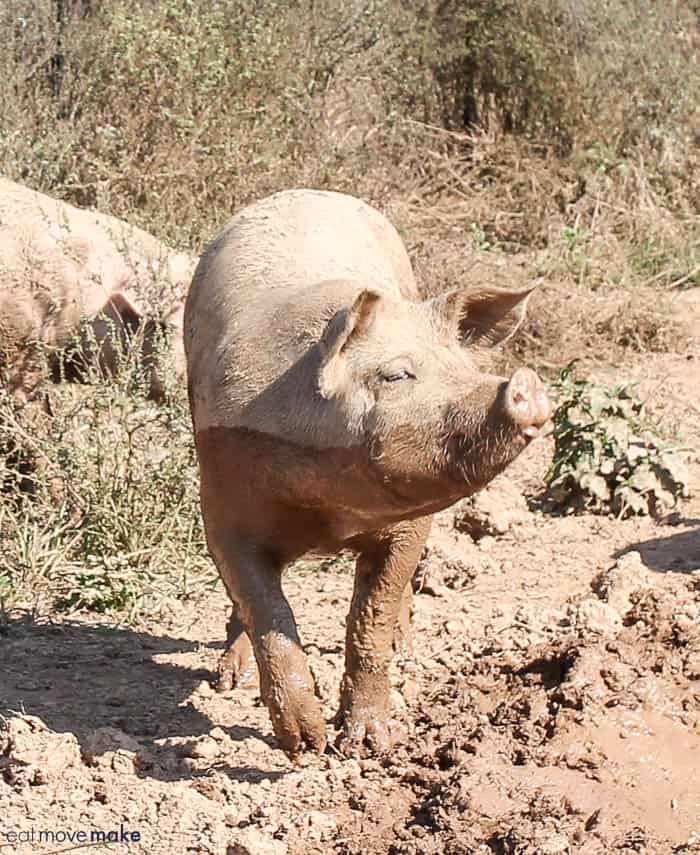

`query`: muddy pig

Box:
[184,189,551,757]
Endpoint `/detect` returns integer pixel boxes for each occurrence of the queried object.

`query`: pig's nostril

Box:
[507,385,532,421]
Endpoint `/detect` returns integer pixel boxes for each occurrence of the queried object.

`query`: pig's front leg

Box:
[394,580,414,658]
[211,537,327,756]
[337,516,432,756]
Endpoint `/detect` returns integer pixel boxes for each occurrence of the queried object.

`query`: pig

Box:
[184,189,551,757]
[0,177,193,406]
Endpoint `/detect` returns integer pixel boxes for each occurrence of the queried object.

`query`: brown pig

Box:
[0,177,193,406]
[184,189,551,757]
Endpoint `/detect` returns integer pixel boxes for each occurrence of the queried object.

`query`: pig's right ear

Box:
[318,289,382,396]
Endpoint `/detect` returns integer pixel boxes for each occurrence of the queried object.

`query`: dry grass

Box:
[388,124,698,373]
[2,1,698,258]
[0,348,214,621]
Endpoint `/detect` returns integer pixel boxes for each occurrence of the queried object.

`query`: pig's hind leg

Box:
[337,515,432,756]
[217,604,257,691]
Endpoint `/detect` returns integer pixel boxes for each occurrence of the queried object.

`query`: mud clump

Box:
[0,714,81,787]
[454,476,531,541]
[592,552,651,614]
[573,598,623,637]
[228,828,288,855]
[82,726,150,774]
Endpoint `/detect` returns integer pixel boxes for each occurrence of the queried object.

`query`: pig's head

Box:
[315,285,551,512]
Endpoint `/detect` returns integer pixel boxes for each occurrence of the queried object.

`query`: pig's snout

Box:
[504,368,551,439]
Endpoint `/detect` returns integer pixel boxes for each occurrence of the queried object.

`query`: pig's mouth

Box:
[445,420,542,489]
[444,369,552,484]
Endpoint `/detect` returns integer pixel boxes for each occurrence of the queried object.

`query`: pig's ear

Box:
[318,289,382,394]
[87,292,144,346]
[431,286,534,346]
[85,292,146,377]
[320,289,382,357]
[102,291,144,335]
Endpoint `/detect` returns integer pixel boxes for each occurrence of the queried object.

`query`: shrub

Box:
[544,363,690,518]
[0,338,215,619]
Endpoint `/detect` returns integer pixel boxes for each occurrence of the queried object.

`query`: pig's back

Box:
[0,178,194,318]
[185,190,418,430]
[0,177,165,264]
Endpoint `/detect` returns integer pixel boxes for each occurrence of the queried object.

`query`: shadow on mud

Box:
[0,613,288,783]
[615,518,700,573]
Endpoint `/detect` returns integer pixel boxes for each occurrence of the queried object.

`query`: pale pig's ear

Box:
[318,289,382,396]
[101,291,144,336]
[88,291,145,375]
[430,285,535,346]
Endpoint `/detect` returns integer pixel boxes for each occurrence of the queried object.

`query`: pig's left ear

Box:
[430,286,534,346]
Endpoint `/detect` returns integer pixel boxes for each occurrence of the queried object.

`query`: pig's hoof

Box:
[336,708,393,758]
[216,643,257,692]
[268,693,327,758]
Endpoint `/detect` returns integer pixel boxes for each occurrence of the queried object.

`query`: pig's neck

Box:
[195,425,466,562]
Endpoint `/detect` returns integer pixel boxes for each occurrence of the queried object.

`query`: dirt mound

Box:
[455,475,531,541]
[0,714,81,787]
[2,543,699,854]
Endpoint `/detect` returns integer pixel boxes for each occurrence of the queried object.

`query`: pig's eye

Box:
[381,368,416,383]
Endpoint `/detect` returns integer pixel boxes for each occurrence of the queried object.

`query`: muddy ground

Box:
[1,351,699,855]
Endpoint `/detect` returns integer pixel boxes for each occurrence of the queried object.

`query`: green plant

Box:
[630,238,669,277]
[545,362,689,518]
[561,226,583,252]
[470,222,493,252]
[585,142,625,175]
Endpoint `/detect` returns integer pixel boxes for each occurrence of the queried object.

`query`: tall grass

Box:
[0,342,215,621]
[1,1,697,257]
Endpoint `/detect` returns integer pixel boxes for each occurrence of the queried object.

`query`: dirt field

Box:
[0,346,698,854]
